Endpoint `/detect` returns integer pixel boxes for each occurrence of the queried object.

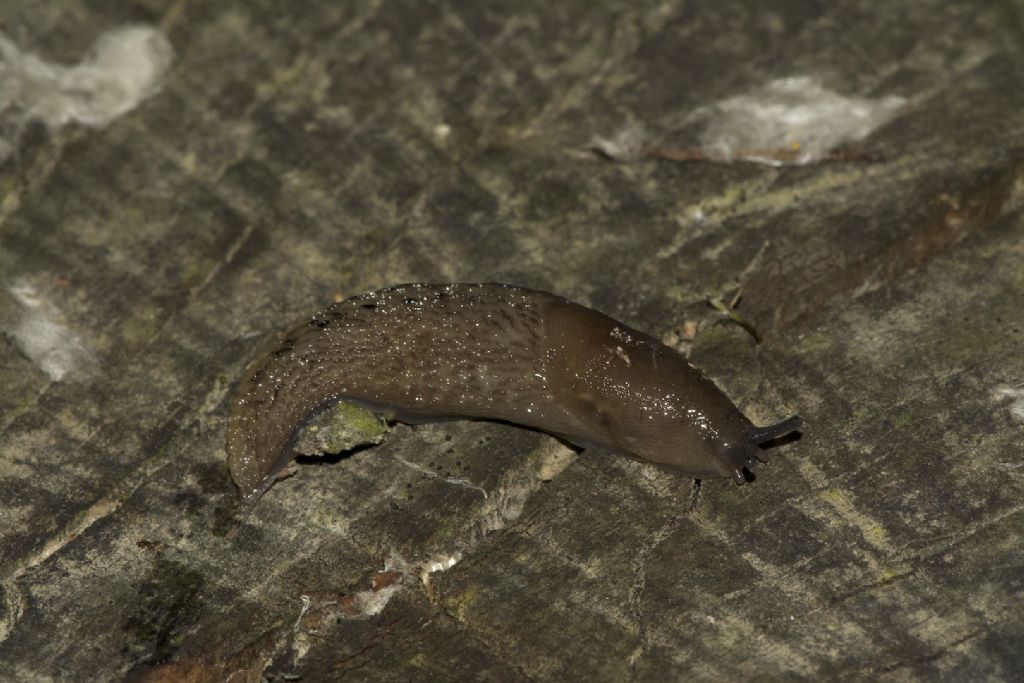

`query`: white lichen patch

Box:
[992,386,1024,424]
[353,579,402,617]
[0,25,173,161]
[419,552,463,587]
[593,76,905,166]
[3,278,98,382]
[697,76,906,165]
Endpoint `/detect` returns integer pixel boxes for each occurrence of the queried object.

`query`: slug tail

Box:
[225,321,350,504]
[225,372,297,505]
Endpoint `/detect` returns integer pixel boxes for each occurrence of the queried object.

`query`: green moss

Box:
[330,401,389,439]
[295,400,390,456]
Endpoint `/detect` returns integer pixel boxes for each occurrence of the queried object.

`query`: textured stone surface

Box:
[0,1,1022,680]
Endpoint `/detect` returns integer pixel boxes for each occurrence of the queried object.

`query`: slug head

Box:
[713,415,802,483]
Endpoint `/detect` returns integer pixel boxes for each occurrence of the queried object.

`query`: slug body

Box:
[227,283,800,503]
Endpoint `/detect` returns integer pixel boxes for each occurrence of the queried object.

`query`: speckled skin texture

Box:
[226,283,798,502]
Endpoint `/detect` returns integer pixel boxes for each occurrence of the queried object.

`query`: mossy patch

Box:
[294,400,390,456]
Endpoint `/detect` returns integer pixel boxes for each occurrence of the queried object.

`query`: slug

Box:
[226,283,800,504]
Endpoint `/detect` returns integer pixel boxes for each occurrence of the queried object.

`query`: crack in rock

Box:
[394,454,488,499]
[627,511,687,676]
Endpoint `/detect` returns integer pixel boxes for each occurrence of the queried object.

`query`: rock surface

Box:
[0,1,1021,680]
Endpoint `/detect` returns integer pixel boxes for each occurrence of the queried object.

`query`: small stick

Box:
[708,292,763,344]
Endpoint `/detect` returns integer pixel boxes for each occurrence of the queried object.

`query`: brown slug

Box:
[226,283,800,504]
